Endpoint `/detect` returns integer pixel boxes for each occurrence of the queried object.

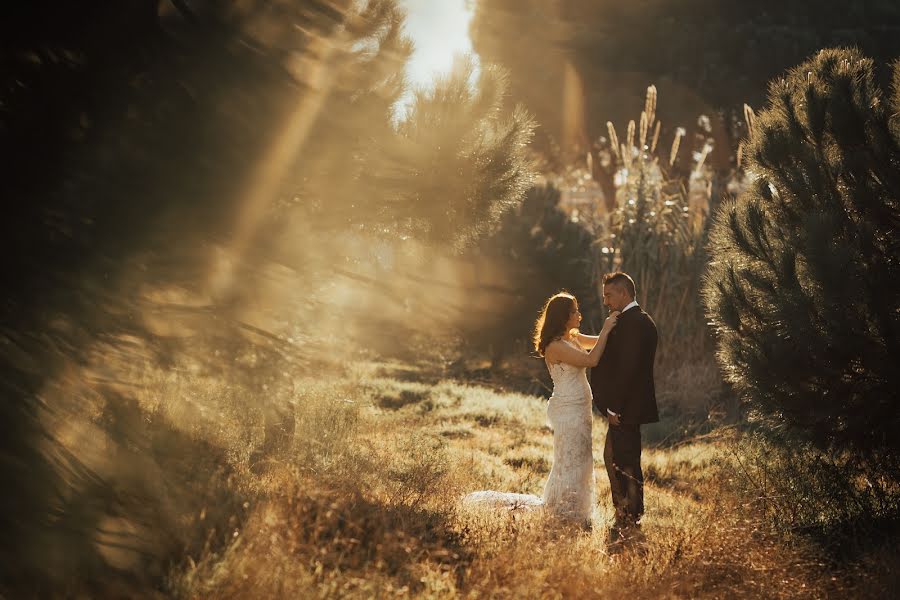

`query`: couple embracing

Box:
[466,271,658,537]
[538,271,658,536]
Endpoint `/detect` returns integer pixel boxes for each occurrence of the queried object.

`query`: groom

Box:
[590,272,659,534]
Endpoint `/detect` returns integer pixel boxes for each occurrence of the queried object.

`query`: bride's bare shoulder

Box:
[545,338,581,365]
[543,339,562,362]
[544,338,567,354]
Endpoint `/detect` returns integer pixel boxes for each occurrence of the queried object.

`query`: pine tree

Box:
[362,57,535,250]
[0,1,411,588]
[704,48,900,469]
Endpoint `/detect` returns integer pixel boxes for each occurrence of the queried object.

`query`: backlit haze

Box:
[397,0,478,116]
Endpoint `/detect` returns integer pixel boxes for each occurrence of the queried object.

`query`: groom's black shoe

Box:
[612,509,639,531]
[607,516,630,548]
[608,515,646,554]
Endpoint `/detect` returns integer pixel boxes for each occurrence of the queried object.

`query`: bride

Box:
[464,292,618,529]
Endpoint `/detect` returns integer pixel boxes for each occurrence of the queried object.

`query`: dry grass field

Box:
[57,351,877,599]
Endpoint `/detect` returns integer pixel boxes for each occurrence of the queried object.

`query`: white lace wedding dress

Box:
[463,339,595,525]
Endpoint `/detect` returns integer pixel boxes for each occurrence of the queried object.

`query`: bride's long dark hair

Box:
[533,292,576,356]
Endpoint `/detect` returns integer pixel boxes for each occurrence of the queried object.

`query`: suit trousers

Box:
[603,423,643,524]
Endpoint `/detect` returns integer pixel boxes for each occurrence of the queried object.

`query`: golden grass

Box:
[132,358,877,599]
[42,349,893,598]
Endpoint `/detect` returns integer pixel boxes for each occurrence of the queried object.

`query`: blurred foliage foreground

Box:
[1,1,537,593]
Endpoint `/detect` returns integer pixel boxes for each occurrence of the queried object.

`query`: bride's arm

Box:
[545,339,597,368]
[573,331,599,350]
[546,313,619,368]
[575,311,622,350]
[584,313,619,365]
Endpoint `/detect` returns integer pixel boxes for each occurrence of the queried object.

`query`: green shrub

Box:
[703,48,900,470]
[721,430,900,555]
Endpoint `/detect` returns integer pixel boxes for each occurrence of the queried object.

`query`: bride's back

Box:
[546,340,592,402]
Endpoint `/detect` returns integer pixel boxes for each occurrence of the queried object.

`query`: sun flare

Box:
[400,0,476,89]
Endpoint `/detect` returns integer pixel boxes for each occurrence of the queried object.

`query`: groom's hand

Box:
[608,413,621,426]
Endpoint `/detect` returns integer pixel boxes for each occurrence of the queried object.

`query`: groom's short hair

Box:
[602,271,636,298]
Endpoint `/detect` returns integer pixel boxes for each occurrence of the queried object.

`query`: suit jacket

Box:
[590,306,659,425]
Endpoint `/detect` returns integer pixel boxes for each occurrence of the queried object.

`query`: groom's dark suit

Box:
[591,304,659,525]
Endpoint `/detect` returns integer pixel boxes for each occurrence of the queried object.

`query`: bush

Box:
[720,429,900,556]
[457,183,602,361]
[703,48,900,472]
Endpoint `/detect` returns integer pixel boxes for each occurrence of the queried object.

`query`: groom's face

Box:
[602,283,630,312]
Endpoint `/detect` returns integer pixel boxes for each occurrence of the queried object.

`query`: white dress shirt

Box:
[607,301,639,417]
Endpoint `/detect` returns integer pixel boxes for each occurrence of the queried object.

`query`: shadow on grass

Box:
[376,388,433,410]
[181,477,473,596]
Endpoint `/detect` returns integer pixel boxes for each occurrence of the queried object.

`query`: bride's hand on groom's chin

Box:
[603,311,620,333]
